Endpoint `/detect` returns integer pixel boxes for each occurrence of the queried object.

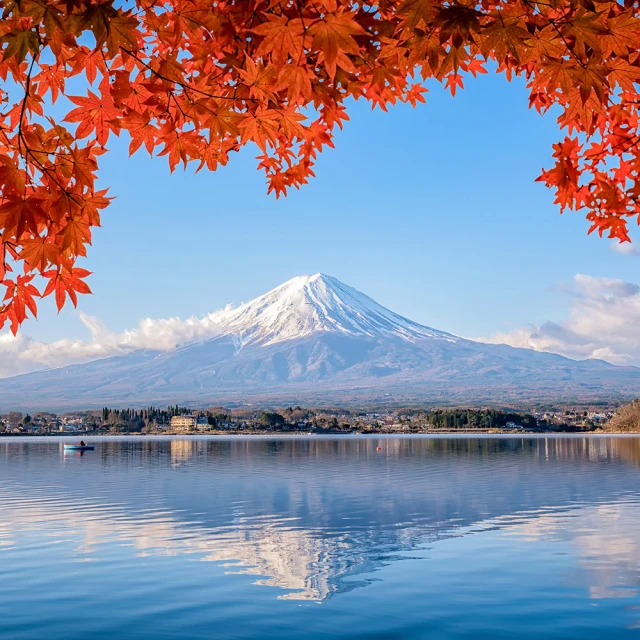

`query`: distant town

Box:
[0,404,620,435]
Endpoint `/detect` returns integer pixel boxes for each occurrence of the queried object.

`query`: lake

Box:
[1,435,640,639]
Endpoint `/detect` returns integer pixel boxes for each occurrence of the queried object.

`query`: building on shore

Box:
[170,415,208,431]
[170,415,197,431]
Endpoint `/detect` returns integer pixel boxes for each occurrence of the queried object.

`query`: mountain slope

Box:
[2,274,639,409]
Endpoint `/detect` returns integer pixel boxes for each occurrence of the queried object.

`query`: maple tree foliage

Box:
[1,0,640,333]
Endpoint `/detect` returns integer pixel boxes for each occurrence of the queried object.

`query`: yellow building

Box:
[170,415,197,431]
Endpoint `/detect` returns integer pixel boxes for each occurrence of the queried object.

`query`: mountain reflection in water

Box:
[1,436,640,639]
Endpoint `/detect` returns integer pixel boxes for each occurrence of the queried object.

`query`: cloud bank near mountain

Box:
[0,310,226,378]
[480,274,640,365]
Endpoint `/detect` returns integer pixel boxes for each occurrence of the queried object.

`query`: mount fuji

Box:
[2,274,639,409]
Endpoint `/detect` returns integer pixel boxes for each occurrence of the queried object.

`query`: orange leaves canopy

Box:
[1,0,640,333]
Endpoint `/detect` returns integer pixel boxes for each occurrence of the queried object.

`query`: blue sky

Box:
[5,69,640,371]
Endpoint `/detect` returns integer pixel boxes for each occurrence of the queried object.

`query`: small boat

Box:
[63,445,95,451]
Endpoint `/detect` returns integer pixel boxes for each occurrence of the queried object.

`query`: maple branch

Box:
[169,91,190,122]
[18,138,85,218]
[16,55,37,164]
[548,22,587,69]
[521,0,587,69]
[0,241,6,280]
[120,48,259,103]
[13,48,78,209]
[295,0,309,63]
[607,132,640,157]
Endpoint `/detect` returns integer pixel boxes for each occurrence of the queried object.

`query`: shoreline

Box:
[2,431,638,438]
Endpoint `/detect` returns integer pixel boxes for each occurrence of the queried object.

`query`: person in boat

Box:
[77,440,86,447]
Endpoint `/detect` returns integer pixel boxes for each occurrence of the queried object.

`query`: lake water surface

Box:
[2,435,640,639]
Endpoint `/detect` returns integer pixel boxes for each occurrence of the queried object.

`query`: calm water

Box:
[2,436,640,639]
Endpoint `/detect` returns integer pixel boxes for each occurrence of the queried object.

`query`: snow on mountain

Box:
[208,274,454,347]
[1,274,639,409]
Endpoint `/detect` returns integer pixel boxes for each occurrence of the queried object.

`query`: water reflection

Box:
[1,436,640,605]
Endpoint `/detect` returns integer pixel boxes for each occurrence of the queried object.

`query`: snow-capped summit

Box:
[209,273,453,346]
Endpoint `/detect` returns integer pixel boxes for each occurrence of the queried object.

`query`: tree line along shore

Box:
[2,402,638,435]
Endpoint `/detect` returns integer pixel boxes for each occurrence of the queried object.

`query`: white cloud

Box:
[611,241,640,256]
[0,310,227,379]
[480,274,640,365]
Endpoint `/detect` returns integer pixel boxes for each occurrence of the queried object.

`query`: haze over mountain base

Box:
[2,274,639,410]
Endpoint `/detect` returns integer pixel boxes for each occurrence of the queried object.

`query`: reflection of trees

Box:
[87,435,640,468]
[609,438,640,467]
